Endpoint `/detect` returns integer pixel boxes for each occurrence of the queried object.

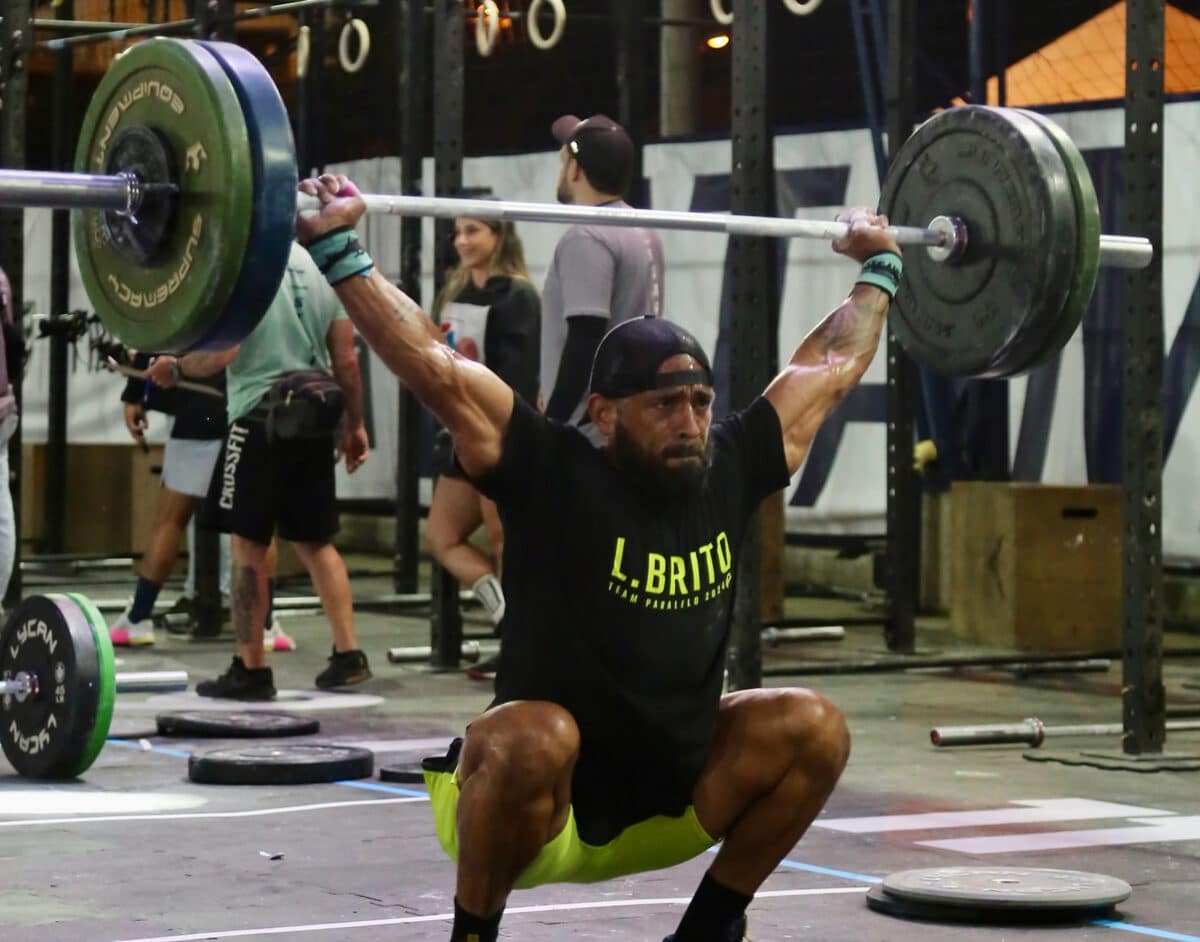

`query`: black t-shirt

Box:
[473,395,791,844]
[452,276,541,405]
[121,355,225,440]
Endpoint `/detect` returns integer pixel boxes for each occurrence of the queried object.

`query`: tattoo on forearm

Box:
[232,565,260,645]
[819,296,888,359]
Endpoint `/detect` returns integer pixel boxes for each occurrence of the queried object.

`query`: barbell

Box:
[0,38,1153,376]
[930,716,1200,748]
[1,593,189,779]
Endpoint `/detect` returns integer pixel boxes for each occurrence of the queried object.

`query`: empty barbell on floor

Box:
[1,593,189,779]
[761,625,845,645]
[387,641,497,664]
[930,716,1200,748]
[0,37,1155,375]
[387,625,847,664]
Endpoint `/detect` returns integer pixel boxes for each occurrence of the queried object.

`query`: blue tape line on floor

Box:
[1094,921,1200,942]
[105,739,191,759]
[776,859,882,883]
[336,779,428,798]
[705,845,881,884]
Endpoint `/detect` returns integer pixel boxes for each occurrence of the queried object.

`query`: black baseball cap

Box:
[590,316,713,399]
[552,114,635,196]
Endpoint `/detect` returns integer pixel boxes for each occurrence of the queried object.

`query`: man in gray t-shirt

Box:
[541,114,664,443]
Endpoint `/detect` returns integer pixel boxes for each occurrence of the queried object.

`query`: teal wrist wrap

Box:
[306,226,375,285]
[856,251,903,299]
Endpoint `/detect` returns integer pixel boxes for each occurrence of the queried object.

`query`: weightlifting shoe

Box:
[263,619,296,653]
[109,611,155,647]
[315,647,372,689]
[196,656,276,701]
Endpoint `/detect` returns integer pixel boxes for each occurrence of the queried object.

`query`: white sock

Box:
[471,573,506,626]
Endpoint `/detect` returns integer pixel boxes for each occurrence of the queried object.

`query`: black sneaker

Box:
[159,596,193,635]
[315,648,372,690]
[196,656,276,701]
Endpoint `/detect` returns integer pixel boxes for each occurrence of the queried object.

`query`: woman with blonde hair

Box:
[429,213,540,679]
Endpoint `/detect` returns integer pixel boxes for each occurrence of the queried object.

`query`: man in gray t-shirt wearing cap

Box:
[541,114,665,444]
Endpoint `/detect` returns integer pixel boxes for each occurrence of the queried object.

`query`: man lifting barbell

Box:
[0,37,1163,933]
[294,173,898,942]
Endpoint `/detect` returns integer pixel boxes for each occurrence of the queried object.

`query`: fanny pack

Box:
[252,369,344,441]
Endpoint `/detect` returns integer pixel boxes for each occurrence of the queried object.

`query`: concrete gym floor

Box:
[2,576,1199,941]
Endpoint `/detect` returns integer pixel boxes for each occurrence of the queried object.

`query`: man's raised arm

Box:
[764,210,902,475]
[296,175,514,478]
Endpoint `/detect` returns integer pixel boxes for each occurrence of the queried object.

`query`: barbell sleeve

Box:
[0,670,188,697]
[0,673,37,696]
[114,671,190,693]
[1098,235,1157,270]
[0,168,134,213]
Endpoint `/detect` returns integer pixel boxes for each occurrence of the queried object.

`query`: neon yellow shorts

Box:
[424,765,717,888]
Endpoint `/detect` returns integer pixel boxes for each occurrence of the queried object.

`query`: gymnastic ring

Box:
[709,0,732,26]
[781,0,823,14]
[296,24,311,78]
[476,0,501,58]
[527,0,566,50]
[338,17,371,74]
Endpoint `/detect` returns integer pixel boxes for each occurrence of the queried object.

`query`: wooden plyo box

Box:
[22,444,165,556]
[949,482,1122,652]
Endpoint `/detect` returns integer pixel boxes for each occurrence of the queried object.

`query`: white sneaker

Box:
[263,619,296,653]
[109,611,155,647]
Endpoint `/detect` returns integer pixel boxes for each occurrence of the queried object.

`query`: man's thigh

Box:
[691,688,814,839]
[204,420,276,544]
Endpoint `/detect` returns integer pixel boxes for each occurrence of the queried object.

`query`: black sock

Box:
[671,872,752,941]
[264,578,275,629]
[128,576,162,623]
[449,898,503,942]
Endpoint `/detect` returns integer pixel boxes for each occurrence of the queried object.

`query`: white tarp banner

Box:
[20,103,1200,554]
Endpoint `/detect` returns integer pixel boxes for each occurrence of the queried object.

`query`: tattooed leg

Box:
[231,535,271,668]
[232,566,259,645]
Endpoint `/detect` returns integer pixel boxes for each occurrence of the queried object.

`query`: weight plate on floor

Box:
[0,595,115,778]
[379,763,426,784]
[74,38,253,353]
[190,41,297,351]
[66,592,116,776]
[865,882,1120,925]
[881,867,1132,910]
[1012,108,1101,369]
[879,105,1078,377]
[157,710,319,738]
[188,743,374,784]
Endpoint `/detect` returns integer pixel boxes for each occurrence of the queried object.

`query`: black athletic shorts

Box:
[432,427,466,481]
[201,416,339,545]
